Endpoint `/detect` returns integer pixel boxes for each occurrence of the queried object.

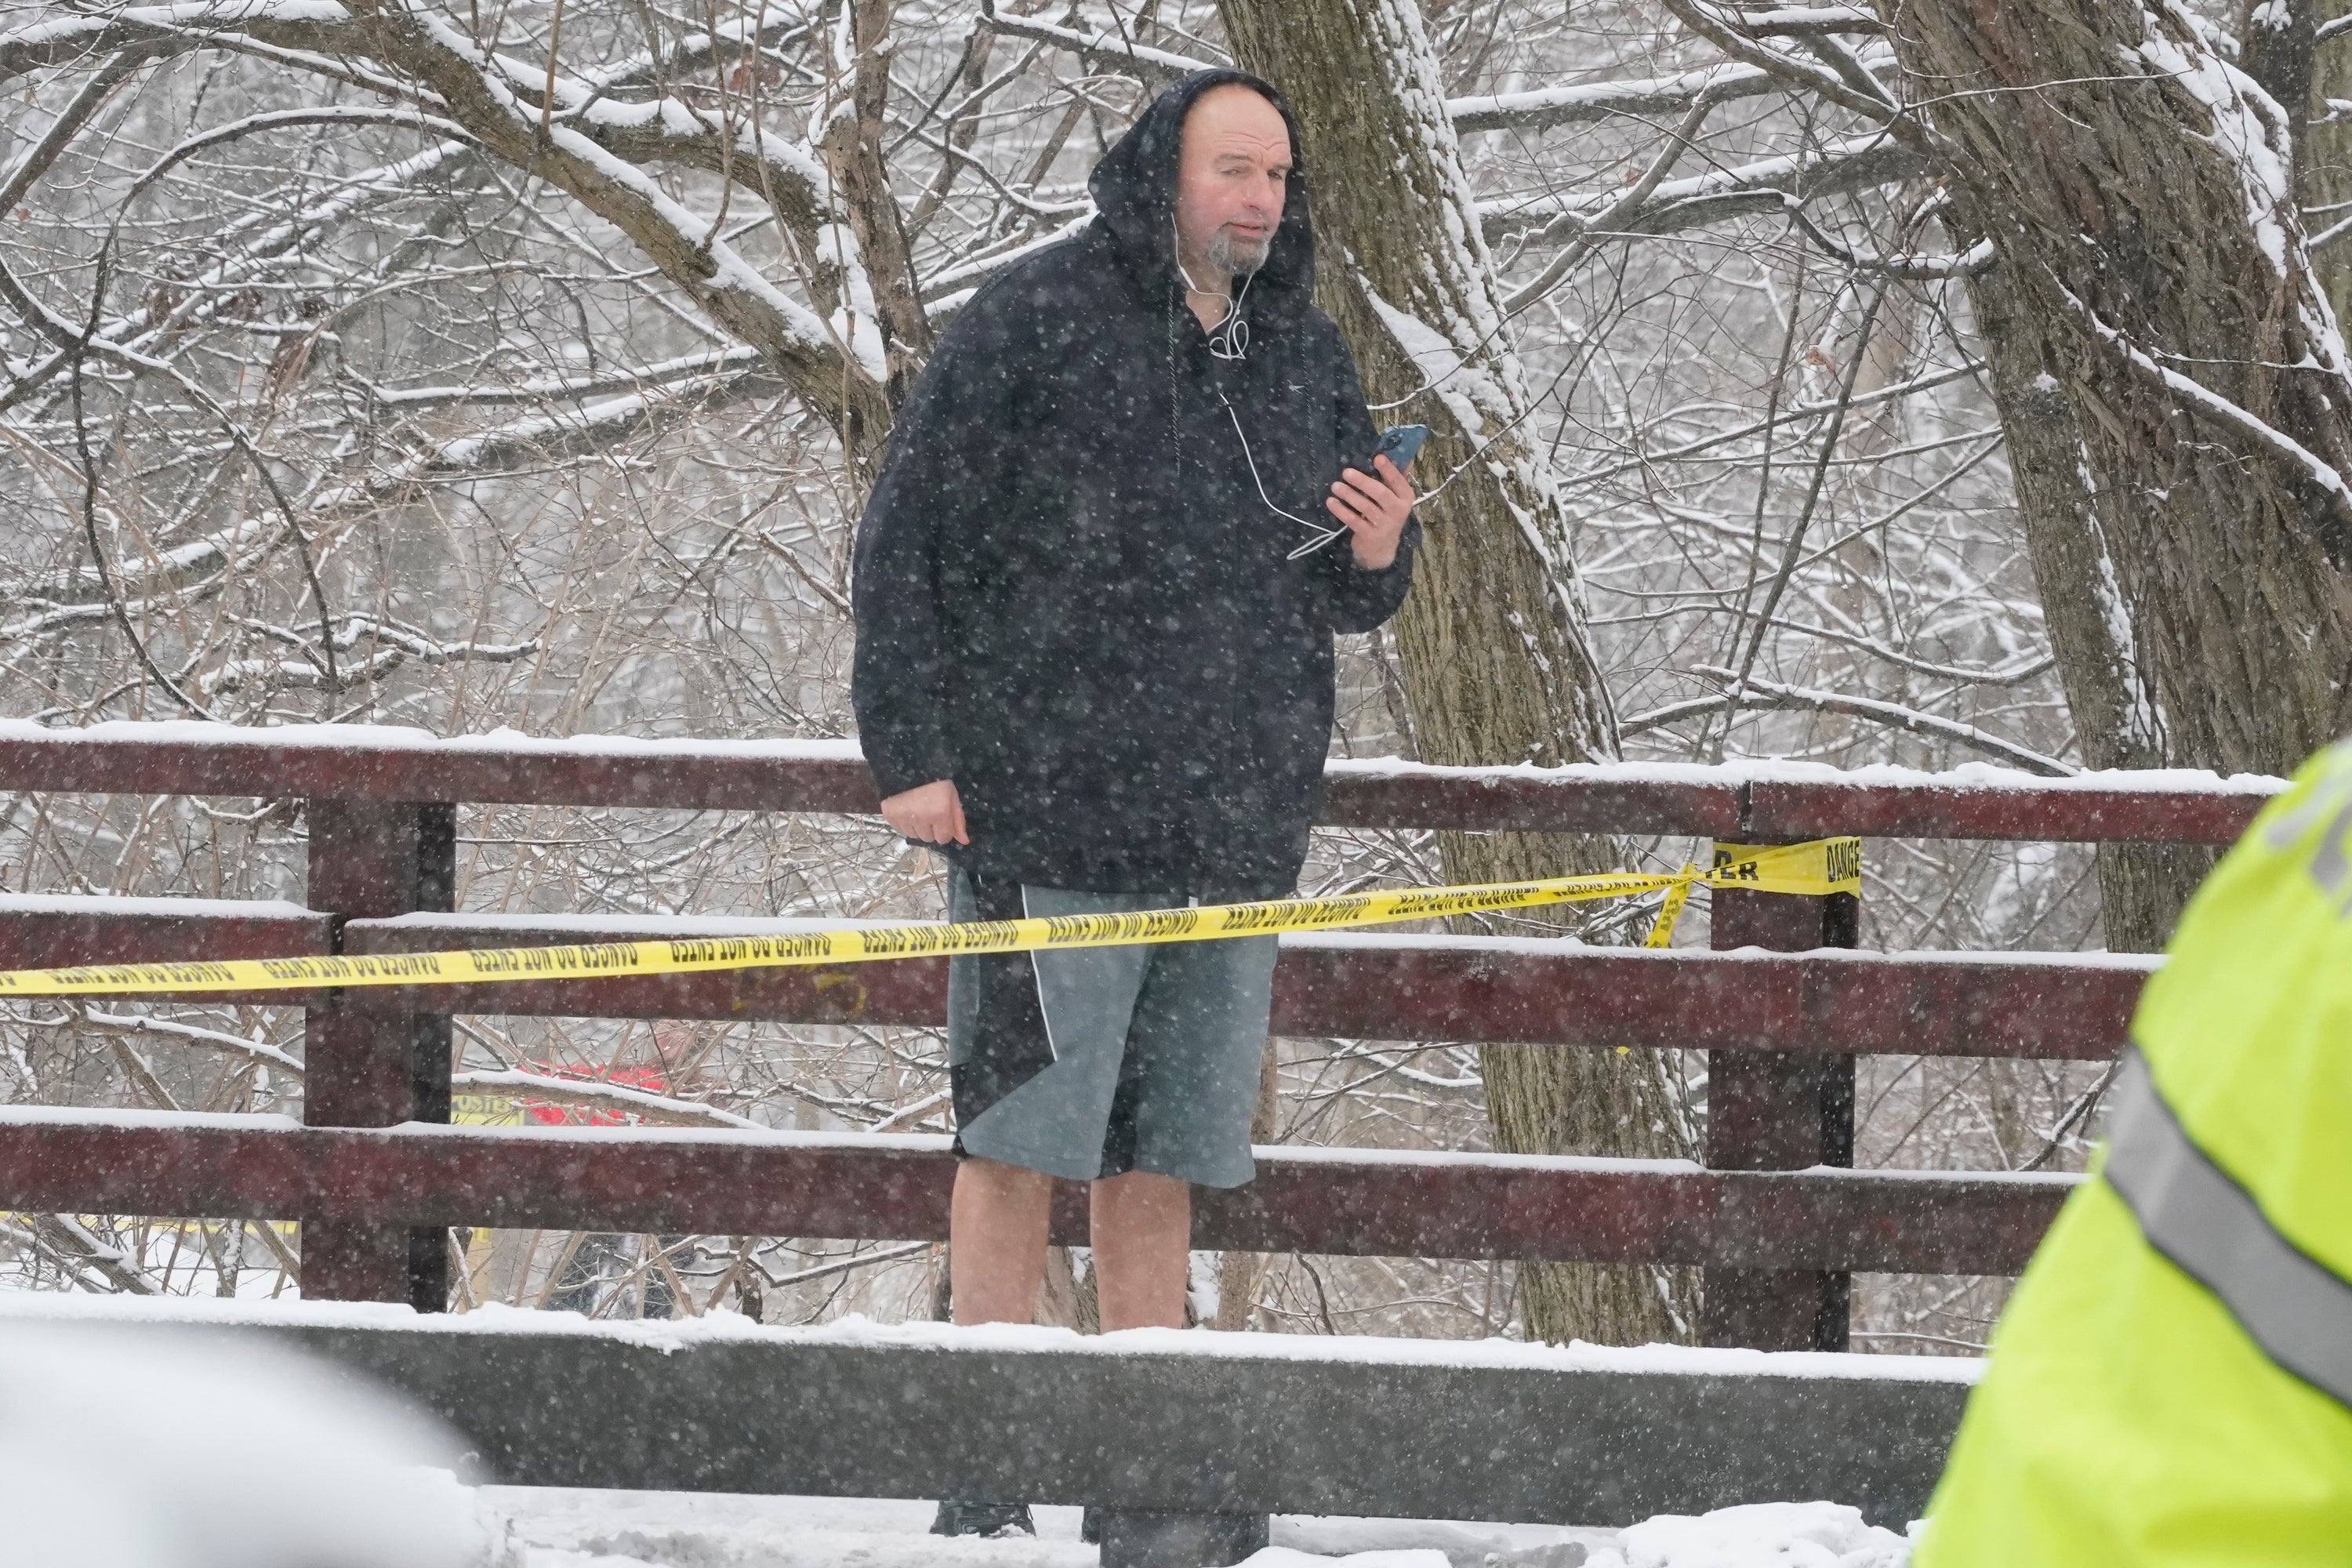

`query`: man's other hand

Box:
[881,779,970,845]
[1329,453,1415,570]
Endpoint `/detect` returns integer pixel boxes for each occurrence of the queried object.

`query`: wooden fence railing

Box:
[0,721,2281,1348]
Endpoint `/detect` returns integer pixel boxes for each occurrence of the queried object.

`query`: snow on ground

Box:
[0,1307,1921,1568]
[480,1491,1100,1568]
[476,1486,1907,1568]
[0,1323,484,1568]
[0,1294,1984,1390]
[1590,1504,1912,1568]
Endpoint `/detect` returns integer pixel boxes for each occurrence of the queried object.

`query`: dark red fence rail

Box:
[0,1109,2071,1275]
[0,720,2278,839]
[0,723,2282,1348]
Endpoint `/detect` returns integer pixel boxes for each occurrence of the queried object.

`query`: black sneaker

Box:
[1089,1508,1270,1566]
[930,1499,1036,1538]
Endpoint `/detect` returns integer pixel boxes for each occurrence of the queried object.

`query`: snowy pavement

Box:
[478,1487,1914,1568]
[0,1309,1926,1568]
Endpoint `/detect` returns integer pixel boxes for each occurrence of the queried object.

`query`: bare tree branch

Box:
[1501,95,1717,314]
[451,1068,761,1129]
[0,3,362,89]
[815,0,935,407]
[24,1212,163,1295]
[1451,60,1783,132]
[1481,132,1930,248]
[974,0,1216,87]
[1744,7,1886,39]
[330,0,891,455]
[1659,0,1948,157]
[1665,666,2079,775]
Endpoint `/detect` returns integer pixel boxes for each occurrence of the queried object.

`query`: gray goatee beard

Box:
[1206,227,1270,279]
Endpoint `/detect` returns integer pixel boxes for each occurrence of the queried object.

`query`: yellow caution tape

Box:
[1711,837,1862,892]
[0,838,1859,999]
[1642,870,1698,949]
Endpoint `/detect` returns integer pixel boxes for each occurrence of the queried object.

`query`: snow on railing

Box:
[0,718,2286,839]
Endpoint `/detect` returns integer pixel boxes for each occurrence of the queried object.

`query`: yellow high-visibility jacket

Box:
[1916,742,2352,1565]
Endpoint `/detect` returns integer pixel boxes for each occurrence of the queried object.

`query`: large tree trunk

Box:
[2309,2,2352,325]
[1218,0,1694,1345]
[1961,257,2214,949]
[815,0,935,416]
[1891,0,2352,942]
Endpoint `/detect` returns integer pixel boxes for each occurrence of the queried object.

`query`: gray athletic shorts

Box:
[945,867,1278,1189]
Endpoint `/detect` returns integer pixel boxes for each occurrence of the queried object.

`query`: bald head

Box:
[1174,83,1291,289]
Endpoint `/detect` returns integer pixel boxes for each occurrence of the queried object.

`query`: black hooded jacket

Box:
[850,70,1418,898]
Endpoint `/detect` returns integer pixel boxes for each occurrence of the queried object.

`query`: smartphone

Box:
[1369,423,1429,474]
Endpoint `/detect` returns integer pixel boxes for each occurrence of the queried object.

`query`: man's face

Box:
[1173,85,1291,278]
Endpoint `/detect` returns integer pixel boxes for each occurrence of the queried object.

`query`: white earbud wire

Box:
[1218,390,1348,558]
[1178,221,1345,556]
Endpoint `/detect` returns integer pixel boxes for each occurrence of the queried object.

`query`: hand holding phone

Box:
[1325,424,1422,570]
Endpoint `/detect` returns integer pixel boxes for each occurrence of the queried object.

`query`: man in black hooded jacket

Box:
[851,74,1416,1535]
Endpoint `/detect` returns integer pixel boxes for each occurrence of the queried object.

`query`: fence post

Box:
[1703,851,1859,1351]
[303,797,456,1308]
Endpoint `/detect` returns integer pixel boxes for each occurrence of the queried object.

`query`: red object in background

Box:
[516,1062,671,1127]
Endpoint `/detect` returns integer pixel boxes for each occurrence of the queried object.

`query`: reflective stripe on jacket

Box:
[1915,742,2352,1566]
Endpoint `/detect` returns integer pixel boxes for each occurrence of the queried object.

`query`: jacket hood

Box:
[1087,68,1315,305]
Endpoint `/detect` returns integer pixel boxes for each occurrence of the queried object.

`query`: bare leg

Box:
[949,1157,1054,1326]
[1091,1171,1192,1330]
